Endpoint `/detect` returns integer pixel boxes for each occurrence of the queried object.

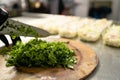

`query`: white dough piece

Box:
[58,17,95,38]
[78,19,112,42]
[59,24,78,38]
[102,25,120,47]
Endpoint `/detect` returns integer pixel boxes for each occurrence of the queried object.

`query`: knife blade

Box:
[0,8,8,26]
[0,18,50,37]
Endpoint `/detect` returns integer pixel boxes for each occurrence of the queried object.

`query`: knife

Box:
[0,8,8,26]
[0,18,51,37]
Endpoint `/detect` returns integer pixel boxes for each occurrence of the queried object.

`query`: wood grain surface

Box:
[0,38,98,80]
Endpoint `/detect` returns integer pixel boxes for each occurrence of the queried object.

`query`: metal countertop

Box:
[10,13,120,80]
[79,39,120,80]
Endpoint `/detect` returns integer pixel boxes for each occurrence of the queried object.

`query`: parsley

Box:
[0,19,76,69]
[0,47,11,55]
[6,39,76,69]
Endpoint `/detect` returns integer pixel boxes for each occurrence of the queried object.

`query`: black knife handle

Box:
[0,8,8,26]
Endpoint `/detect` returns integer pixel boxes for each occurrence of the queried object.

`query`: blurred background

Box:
[0,0,120,21]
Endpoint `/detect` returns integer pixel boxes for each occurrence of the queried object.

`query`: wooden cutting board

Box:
[0,38,98,80]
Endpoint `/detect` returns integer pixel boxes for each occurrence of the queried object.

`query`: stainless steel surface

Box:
[7,13,120,80]
[77,39,120,80]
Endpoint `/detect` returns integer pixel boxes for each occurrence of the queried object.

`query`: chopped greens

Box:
[6,39,76,69]
[0,47,11,55]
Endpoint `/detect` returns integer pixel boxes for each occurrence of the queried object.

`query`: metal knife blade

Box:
[0,18,50,37]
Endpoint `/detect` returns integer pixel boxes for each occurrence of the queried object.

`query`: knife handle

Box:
[0,8,8,26]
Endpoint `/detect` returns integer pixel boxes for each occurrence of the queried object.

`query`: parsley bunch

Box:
[6,39,76,69]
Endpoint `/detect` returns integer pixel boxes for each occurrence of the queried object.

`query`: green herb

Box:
[6,39,76,69]
[0,20,76,69]
[0,47,11,55]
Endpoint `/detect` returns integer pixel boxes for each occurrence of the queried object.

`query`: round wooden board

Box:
[0,38,98,80]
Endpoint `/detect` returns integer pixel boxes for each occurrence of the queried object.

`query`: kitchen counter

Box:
[1,12,120,80]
